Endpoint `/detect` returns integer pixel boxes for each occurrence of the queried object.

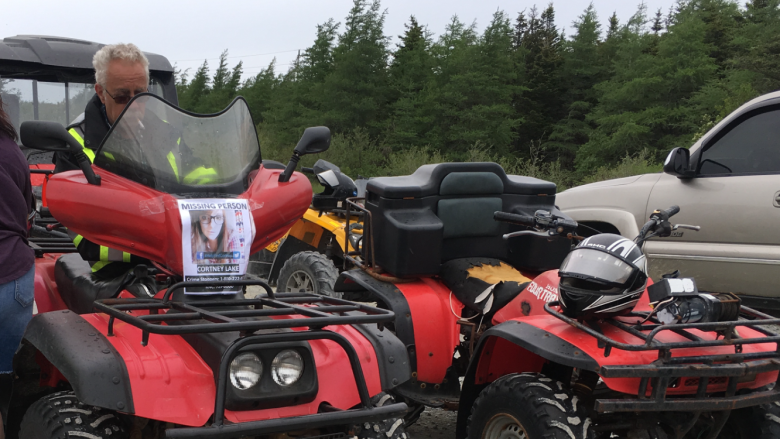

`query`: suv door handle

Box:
[774,191,780,207]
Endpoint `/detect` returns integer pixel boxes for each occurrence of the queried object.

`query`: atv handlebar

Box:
[659,205,680,218]
[493,211,535,227]
[636,205,698,246]
[495,210,578,240]
[302,167,314,174]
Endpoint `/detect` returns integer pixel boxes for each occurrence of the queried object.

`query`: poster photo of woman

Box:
[190,209,237,264]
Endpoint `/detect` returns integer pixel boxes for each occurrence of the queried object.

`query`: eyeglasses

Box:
[199,214,224,225]
[103,87,148,105]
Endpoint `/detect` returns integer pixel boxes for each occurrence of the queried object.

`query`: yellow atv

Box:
[257,159,367,296]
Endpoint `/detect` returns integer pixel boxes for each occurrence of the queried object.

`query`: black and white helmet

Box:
[558,234,648,319]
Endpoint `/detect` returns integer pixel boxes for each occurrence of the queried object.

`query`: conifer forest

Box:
[174,0,780,189]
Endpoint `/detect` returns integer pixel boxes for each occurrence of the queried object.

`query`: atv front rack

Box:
[93,279,407,438]
[93,280,395,344]
[545,301,780,412]
[544,301,780,358]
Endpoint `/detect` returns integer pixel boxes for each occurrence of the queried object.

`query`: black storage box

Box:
[364,162,571,278]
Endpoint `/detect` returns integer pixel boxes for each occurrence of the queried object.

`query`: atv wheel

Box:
[467,373,592,439]
[351,393,408,439]
[19,390,129,438]
[277,251,341,298]
[719,400,780,438]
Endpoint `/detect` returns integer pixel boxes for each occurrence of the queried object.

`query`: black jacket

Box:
[54,93,110,172]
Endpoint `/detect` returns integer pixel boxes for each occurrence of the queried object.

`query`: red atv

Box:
[334,163,780,438]
[9,94,410,439]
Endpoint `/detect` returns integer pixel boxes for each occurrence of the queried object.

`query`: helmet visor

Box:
[559,248,637,286]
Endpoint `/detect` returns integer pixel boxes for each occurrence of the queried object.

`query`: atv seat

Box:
[440,258,531,315]
[365,162,571,278]
[54,254,132,314]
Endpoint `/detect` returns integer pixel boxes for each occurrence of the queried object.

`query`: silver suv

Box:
[556,91,780,309]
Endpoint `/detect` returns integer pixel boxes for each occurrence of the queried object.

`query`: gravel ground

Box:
[407,408,457,438]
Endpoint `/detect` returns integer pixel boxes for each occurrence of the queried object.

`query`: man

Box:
[56,43,215,274]
[55,43,150,173]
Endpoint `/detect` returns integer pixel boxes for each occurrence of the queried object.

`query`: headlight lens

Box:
[229,353,263,390]
[272,350,304,386]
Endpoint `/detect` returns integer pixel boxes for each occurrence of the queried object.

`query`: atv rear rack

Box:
[93,279,407,438]
[545,301,780,412]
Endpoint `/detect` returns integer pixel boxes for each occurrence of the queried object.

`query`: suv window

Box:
[0,77,167,133]
[698,107,780,176]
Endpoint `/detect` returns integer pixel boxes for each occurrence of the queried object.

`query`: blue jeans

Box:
[0,265,34,373]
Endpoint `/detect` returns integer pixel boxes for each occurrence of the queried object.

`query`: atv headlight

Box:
[272,349,304,386]
[230,353,263,390]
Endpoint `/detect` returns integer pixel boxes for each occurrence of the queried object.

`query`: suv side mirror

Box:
[279,127,331,183]
[663,147,694,179]
[20,121,101,185]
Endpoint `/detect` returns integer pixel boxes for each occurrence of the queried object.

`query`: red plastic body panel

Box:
[474,337,546,385]
[396,278,463,384]
[45,165,311,274]
[79,304,384,426]
[223,321,383,424]
[33,254,68,314]
[82,313,216,426]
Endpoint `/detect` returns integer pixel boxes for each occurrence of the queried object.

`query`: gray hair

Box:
[93,43,149,86]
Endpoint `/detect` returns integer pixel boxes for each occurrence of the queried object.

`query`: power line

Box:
[174,49,301,63]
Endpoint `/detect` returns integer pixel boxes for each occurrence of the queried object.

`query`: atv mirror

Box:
[19,121,101,186]
[663,147,694,179]
[294,126,331,156]
[279,126,331,183]
[20,121,79,153]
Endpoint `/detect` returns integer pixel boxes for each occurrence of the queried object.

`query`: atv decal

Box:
[527,280,559,303]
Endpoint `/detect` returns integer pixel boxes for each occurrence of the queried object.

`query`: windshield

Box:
[94,94,260,195]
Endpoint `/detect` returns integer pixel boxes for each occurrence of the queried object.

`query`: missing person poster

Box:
[178,199,254,294]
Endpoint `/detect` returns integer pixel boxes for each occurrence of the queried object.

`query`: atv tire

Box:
[721,399,780,438]
[467,372,593,439]
[277,251,341,298]
[351,393,409,439]
[19,390,129,439]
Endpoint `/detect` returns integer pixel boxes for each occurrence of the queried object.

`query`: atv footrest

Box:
[164,403,407,439]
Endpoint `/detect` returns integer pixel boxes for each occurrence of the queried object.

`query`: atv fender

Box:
[23,310,135,414]
[336,270,461,384]
[455,320,599,439]
[25,310,217,426]
[268,233,320,283]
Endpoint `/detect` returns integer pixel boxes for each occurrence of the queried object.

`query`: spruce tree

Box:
[320,0,390,136]
[512,4,566,157]
[386,16,435,150]
[548,4,605,166]
[577,3,719,172]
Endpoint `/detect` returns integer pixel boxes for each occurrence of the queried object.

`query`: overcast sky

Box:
[4,0,677,81]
